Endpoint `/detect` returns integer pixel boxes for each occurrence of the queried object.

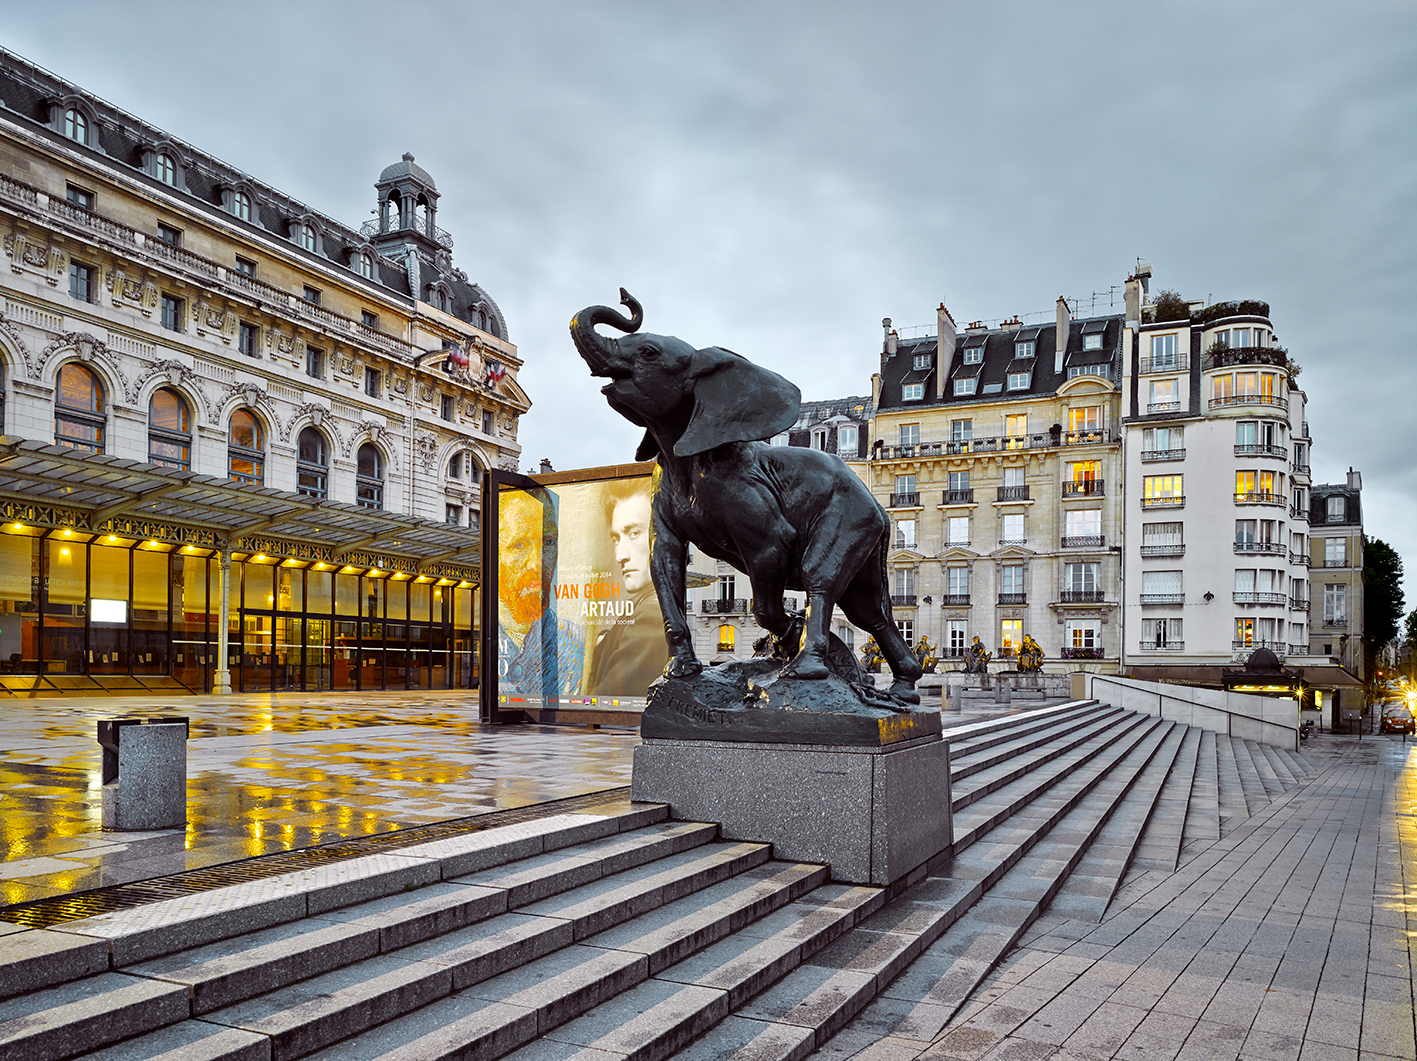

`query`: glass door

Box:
[273,616,302,690]
[332,620,358,689]
[306,618,331,690]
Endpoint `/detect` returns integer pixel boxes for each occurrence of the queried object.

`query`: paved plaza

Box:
[0,693,1412,1060]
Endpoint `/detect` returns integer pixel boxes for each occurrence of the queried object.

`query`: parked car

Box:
[1379,703,1415,734]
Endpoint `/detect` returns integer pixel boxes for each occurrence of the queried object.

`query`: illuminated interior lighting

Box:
[107,535,117,543]
[60,547,70,556]
[256,554,266,561]
[62,528,72,537]
[11,523,23,531]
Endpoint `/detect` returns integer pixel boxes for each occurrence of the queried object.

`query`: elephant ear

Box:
[674,347,801,457]
[634,430,661,462]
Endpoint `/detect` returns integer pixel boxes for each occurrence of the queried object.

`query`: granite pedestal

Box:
[100,721,188,831]
[631,733,952,886]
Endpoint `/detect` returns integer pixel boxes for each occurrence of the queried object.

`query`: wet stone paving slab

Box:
[0,691,638,904]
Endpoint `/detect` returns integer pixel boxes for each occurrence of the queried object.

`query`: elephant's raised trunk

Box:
[570,288,643,377]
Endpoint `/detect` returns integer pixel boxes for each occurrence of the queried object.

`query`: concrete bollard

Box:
[996,677,1011,705]
[99,718,189,831]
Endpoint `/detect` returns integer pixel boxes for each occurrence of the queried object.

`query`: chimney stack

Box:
[1347,467,1362,490]
[936,302,957,401]
[1055,296,1071,376]
[539,458,555,475]
[881,317,893,368]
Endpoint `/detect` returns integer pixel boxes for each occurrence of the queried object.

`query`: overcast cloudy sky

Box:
[6,2,1415,603]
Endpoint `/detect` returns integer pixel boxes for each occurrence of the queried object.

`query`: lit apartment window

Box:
[66,184,94,211]
[161,294,183,332]
[1148,378,1178,412]
[69,262,94,303]
[1142,474,1184,507]
[1069,406,1100,433]
[238,321,258,358]
[999,620,1022,656]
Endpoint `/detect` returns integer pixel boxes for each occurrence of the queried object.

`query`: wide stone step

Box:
[943,701,1108,761]
[0,925,109,1002]
[1131,726,1203,873]
[0,971,189,1061]
[1233,738,1283,800]
[949,709,1139,812]
[1255,742,1301,787]
[49,801,670,969]
[297,878,880,1061]
[1213,733,1251,828]
[948,705,1123,782]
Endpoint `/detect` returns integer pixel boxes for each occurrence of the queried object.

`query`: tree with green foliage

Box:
[1363,539,1405,697]
[1149,289,1191,323]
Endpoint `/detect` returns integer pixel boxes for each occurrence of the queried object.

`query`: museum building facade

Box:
[0,48,530,696]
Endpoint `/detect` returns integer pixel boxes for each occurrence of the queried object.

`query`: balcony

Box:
[996,593,1027,606]
[945,538,972,549]
[941,489,975,505]
[1234,444,1287,458]
[1138,355,1189,374]
[890,594,918,608]
[1141,448,1185,462]
[1059,589,1106,603]
[1234,541,1286,555]
[996,485,1031,502]
[888,492,920,508]
[941,594,971,607]
[1142,495,1185,509]
[700,598,748,615]
[1233,592,1287,606]
[1142,641,1186,651]
[1290,552,1311,567]
[1209,394,1288,412]
[1062,480,1104,498]
[1322,558,1348,568]
[1206,346,1289,370]
[1146,401,1182,415]
[1321,617,1348,629]
[1288,643,1312,657]
[1063,430,1106,446]
[1061,646,1106,660]
[1141,543,1184,558]
[717,641,735,653]
[1290,597,1310,611]
[1234,491,1285,507]
[998,539,1029,551]
[1233,640,1287,652]
[1140,593,1185,605]
[1293,462,1310,474]
[1062,535,1105,548]
[1290,506,1309,521]
[940,646,966,659]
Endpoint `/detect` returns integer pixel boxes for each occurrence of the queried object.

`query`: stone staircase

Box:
[0,700,1316,1061]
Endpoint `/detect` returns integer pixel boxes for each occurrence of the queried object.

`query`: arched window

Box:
[228,409,264,484]
[478,309,488,332]
[356,444,384,510]
[233,191,252,222]
[448,453,463,480]
[296,427,327,499]
[148,388,191,470]
[156,153,177,186]
[54,363,105,453]
[718,624,736,653]
[384,191,401,231]
[64,107,87,143]
[357,252,373,279]
[298,223,316,252]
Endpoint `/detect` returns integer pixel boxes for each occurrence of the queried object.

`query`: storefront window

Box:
[0,532,39,676]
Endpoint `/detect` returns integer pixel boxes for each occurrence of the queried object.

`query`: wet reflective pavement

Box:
[0,691,638,905]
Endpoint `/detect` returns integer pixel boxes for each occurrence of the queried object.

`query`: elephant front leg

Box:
[779,589,832,680]
[650,520,700,680]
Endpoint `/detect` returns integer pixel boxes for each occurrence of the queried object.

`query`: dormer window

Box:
[902,383,924,401]
[156,153,177,186]
[357,252,373,279]
[1083,333,1102,351]
[1014,340,1035,359]
[64,108,87,143]
[954,377,978,396]
[233,191,252,222]
[913,353,932,371]
[963,346,983,365]
[1007,371,1032,391]
[297,223,316,251]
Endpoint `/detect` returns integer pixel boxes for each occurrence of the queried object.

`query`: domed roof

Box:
[1244,647,1284,673]
[378,152,436,191]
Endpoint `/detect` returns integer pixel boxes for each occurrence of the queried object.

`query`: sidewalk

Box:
[912,730,1416,1060]
[0,691,640,905]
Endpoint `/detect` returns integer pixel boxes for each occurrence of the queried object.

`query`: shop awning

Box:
[0,436,479,579]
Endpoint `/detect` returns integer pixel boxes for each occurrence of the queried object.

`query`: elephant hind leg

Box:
[838,549,922,702]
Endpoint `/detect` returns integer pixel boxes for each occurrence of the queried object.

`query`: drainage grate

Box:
[1,786,632,929]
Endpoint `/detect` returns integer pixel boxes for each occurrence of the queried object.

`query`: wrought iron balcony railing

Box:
[888,492,920,508]
[996,593,1027,606]
[1138,355,1188,374]
[942,489,975,504]
[1234,444,1288,458]
[1234,541,1285,555]
[998,538,1027,548]
[1209,394,1288,412]
[1141,449,1185,462]
[1062,535,1105,548]
[1141,543,1184,557]
[1140,593,1185,605]
[1321,617,1348,628]
[1142,640,1186,651]
[1063,430,1106,446]
[996,485,1031,501]
[1291,552,1311,567]
[1233,591,1287,605]
[1059,589,1106,603]
[1234,491,1285,506]
[890,594,917,608]
[1063,480,1104,497]
[1290,597,1309,611]
[941,594,971,607]
[1142,495,1184,508]
[1061,646,1105,659]
[700,598,748,615]
[1206,346,1289,370]
[1146,401,1182,415]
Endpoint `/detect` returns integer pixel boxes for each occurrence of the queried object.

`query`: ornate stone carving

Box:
[414,432,439,472]
[127,359,212,422]
[0,309,39,379]
[417,382,434,403]
[39,332,130,394]
[282,402,337,443]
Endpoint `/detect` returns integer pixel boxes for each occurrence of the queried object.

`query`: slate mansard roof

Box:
[0,47,507,341]
[876,315,1124,412]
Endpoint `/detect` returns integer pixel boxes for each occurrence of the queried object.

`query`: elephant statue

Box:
[570,289,922,704]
